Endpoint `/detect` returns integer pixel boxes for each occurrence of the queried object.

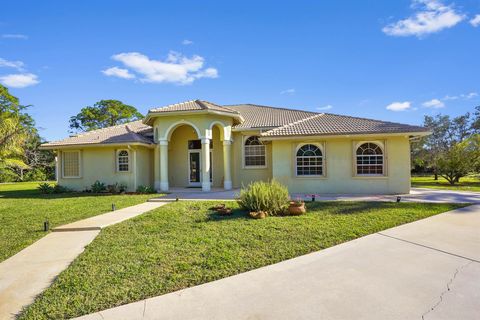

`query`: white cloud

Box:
[470,14,480,27]
[280,88,295,95]
[102,66,135,79]
[104,51,218,85]
[0,58,25,71]
[182,39,193,45]
[317,105,333,111]
[386,101,412,111]
[1,34,28,39]
[382,0,465,37]
[0,73,39,88]
[422,98,445,108]
[443,92,478,100]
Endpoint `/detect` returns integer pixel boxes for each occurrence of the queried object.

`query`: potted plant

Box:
[288,199,306,215]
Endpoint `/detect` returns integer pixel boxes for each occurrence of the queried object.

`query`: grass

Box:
[20,200,464,319]
[411,175,480,192]
[0,182,158,262]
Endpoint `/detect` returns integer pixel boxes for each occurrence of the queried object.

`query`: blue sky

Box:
[1,0,479,141]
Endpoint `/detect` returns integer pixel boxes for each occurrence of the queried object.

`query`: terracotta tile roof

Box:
[226,104,317,129]
[41,120,153,148]
[41,101,428,148]
[260,112,429,137]
[149,100,239,115]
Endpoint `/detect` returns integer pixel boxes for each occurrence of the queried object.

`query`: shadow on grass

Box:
[0,190,148,200]
[205,208,250,221]
[307,201,398,215]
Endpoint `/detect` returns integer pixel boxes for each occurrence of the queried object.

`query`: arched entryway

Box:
[155,120,232,192]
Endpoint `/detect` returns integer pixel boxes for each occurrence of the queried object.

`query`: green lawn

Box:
[411,175,480,192]
[20,200,464,320]
[0,182,158,262]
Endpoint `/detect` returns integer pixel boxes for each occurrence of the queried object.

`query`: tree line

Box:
[0,84,143,183]
[412,106,480,184]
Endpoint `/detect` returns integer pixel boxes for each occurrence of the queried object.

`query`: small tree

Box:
[69,100,144,132]
[436,135,480,185]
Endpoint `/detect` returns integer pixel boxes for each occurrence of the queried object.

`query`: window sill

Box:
[243,166,267,170]
[62,176,82,179]
[294,175,328,179]
[352,175,388,180]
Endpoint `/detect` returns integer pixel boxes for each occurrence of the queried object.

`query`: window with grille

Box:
[244,136,266,167]
[117,150,129,172]
[356,142,384,175]
[62,151,80,177]
[296,144,323,176]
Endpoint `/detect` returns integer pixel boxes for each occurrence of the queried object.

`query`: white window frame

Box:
[295,143,325,177]
[116,149,130,173]
[62,150,81,178]
[242,135,267,169]
[353,141,386,177]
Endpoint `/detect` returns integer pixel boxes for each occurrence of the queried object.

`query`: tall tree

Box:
[69,100,144,132]
[0,85,30,181]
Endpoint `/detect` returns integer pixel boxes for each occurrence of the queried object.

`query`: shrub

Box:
[53,184,71,193]
[24,168,47,182]
[238,180,289,216]
[91,180,106,193]
[38,183,54,194]
[106,183,120,194]
[136,185,156,194]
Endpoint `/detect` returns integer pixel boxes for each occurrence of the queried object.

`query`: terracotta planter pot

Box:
[288,202,306,215]
[249,211,266,219]
[212,203,226,211]
[217,208,233,216]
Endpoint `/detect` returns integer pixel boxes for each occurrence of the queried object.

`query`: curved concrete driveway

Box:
[76,203,480,320]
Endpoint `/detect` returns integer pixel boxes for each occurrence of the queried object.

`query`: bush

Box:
[136,185,156,194]
[24,168,47,182]
[53,184,70,193]
[238,180,289,216]
[38,182,54,194]
[38,183,71,194]
[91,180,106,193]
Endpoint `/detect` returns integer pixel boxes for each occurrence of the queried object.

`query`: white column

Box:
[55,150,60,182]
[201,138,211,191]
[222,140,232,190]
[154,145,160,190]
[159,139,169,191]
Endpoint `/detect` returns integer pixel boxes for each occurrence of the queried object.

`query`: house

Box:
[40,100,429,194]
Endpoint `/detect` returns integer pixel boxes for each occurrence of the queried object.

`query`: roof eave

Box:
[259,131,431,141]
[143,109,244,126]
[39,141,155,150]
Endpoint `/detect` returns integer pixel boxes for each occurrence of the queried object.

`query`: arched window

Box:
[296,144,323,176]
[244,136,266,167]
[117,150,129,172]
[356,142,383,175]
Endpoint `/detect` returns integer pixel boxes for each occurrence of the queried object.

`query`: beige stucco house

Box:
[40,100,429,194]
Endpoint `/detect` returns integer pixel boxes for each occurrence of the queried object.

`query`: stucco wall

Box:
[57,146,153,192]
[231,131,273,188]
[270,136,411,194]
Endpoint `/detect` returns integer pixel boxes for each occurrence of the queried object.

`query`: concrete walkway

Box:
[0,201,167,320]
[76,204,480,320]
[149,187,480,203]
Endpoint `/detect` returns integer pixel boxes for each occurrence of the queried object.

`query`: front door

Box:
[188,150,213,187]
[189,151,201,186]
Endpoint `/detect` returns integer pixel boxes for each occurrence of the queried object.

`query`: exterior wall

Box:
[271,136,411,194]
[231,131,273,188]
[57,146,153,192]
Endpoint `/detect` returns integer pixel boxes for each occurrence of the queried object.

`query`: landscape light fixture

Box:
[396,196,401,203]
[112,203,116,211]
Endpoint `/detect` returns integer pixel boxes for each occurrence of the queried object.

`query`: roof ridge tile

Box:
[261,113,325,136]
